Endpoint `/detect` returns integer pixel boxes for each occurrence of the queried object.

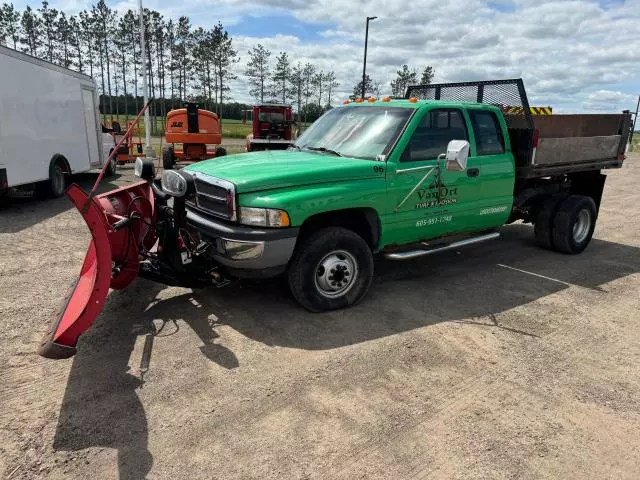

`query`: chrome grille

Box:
[193,174,236,221]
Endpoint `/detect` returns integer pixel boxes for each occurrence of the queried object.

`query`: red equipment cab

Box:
[245,104,295,152]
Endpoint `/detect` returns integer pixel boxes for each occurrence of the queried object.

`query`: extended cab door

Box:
[465,107,515,227]
[384,107,484,245]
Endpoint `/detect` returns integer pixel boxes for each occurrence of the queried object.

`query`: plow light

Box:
[343,100,351,104]
[134,158,156,180]
[355,98,364,103]
[161,170,189,197]
[368,97,376,102]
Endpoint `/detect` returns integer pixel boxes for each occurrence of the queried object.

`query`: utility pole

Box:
[138,0,154,157]
[361,16,377,99]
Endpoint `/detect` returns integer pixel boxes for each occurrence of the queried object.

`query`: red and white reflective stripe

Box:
[531,129,539,165]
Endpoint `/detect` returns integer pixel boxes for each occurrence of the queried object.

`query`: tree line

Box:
[0,1,436,131]
[0,0,239,133]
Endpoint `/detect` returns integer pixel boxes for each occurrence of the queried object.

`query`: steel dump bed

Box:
[509,112,631,178]
[406,79,632,179]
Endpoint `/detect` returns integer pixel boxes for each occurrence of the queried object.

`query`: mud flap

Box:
[38,182,156,359]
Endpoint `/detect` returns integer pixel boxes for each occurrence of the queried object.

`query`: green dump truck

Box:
[39,79,633,359]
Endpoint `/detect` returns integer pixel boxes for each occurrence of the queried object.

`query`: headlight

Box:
[239,207,291,227]
[161,170,188,197]
[134,158,156,180]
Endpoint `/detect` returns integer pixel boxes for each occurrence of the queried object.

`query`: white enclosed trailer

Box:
[0,45,114,197]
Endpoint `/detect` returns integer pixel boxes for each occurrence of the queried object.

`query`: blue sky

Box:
[9,0,640,111]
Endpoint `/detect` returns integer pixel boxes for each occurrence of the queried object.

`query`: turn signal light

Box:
[355,98,364,103]
[408,97,418,103]
[368,97,376,102]
[343,100,350,104]
[382,96,391,102]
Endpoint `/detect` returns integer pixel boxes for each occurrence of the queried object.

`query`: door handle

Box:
[467,168,479,178]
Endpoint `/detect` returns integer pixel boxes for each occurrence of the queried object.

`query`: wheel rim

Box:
[52,166,64,194]
[573,209,591,243]
[314,250,359,298]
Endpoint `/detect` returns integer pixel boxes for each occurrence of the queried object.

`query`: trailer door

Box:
[81,88,100,167]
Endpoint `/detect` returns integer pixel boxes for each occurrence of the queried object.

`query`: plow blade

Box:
[38,182,156,359]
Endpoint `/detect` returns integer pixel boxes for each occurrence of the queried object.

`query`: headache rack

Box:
[406,79,632,178]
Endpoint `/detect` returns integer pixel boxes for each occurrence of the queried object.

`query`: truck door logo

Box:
[415,174,458,209]
[171,121,183,128]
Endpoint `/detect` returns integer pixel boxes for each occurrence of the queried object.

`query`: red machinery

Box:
[163,103,226,169]
[244,104,296,152]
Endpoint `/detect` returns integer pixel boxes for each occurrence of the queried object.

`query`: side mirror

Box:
[444,140,470,171]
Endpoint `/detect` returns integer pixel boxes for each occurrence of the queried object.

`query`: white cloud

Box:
[12,0,640,111]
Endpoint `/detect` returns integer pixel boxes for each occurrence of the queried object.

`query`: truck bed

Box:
[510,113,632,178]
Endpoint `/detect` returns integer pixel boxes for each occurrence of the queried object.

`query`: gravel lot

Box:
[1,155,639,479]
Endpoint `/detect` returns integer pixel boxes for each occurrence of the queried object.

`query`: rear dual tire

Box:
[534,194,597,254]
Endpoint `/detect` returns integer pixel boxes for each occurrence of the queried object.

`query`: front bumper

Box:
[185,208,298,278]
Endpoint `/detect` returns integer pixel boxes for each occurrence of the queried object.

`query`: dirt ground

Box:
[1,156,639,480]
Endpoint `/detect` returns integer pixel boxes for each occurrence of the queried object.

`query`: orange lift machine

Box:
[162,103,226,169]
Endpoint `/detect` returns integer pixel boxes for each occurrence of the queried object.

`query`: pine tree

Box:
[325,71,339,106]
[20,6,41,56]
[420,66,434,85]
[1,3,21,49]
[390,65,418,97]
[38,0,58,63]
[245,44,271,103]
[272,51,290,105]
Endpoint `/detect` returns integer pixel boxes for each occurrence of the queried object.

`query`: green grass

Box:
[632,134,640,152]
[102,114,252,139]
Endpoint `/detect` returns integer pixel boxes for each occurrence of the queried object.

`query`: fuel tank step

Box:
[384,232,500,261]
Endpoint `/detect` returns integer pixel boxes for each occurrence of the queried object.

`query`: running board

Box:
[384,232,500,261]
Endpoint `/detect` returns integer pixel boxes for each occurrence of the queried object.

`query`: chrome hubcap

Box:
[314,250,358,298]
[573,209,591,243]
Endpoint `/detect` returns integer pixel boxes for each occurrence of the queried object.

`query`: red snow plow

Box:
[37,180,157,358]
[38,102,227,359]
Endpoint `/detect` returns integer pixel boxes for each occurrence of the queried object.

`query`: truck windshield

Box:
[258,111,285,123]
[295,106,413,160]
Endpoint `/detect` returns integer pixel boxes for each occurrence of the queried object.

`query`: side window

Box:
[469,110,505,156]
[401,109,468,162]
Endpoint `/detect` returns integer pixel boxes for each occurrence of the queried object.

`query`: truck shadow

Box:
[194,223,640,349]
[0,173,123,234]
[51,223,640,479]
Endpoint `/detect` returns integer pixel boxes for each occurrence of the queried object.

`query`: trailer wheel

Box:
[552,195,597,254]
[215,147,227,158]
[105,150,117,177]
[162,146,175,170]
[36,157,67,199]
[288,227,374,312]
[534,194,565,250]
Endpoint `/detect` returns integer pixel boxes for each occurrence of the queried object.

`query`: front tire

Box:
[552,195,597,254]
[162,146,175,170]
[288,227,374,312]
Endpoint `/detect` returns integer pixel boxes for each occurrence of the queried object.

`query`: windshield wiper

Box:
[288,144,302,151]
[303,146,343,157]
